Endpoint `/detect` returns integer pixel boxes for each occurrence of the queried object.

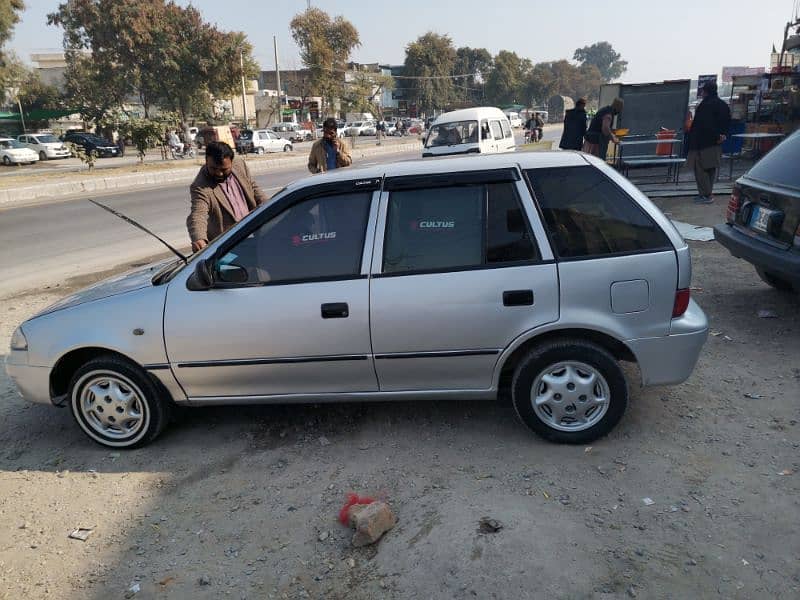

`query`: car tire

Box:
[68,356,171,449]
[2,156,10,166]
[256,147,264,155]
[283,145,291,152]
[511,339,628,444]
[755,268,795,292]
[39,151,47,161]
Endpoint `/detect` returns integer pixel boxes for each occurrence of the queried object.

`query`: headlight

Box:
[10,326,28,351]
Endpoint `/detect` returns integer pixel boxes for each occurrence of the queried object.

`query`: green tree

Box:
[573,41,628,82]
[47,0,258,124]
[0,0,24,99]
[342,70,394,117]
[403,32,457,115]
[453,47,493,104]
[524,60,604,107]
[290,8,360,114]
[484,50,532,106]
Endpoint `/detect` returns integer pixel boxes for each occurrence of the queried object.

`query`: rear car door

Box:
[164,181,380,400]
[369,168,559,391]
[525,165,678,339]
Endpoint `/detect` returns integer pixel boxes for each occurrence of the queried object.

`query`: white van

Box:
[504,111,523,128]
[422,107,516,157]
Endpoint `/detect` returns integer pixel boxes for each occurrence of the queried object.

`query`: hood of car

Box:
[31,259,174,318]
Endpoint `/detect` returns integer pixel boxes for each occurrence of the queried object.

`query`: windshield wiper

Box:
[89,199,188,264]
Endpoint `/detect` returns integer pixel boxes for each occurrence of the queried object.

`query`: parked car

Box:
[5,151,708,449]
[714,129,800,292]
[62,131,119,158]
[18,133,71,161]
[239,129,293,154]
[343,121,376,136]
[384,122,397,136]
[271,123,312,143]
[0,137,39,165]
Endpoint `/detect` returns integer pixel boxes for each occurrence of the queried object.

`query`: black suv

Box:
[62,132,119,158]
[714,129,800,292]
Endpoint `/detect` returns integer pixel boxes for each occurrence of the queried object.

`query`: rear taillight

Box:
[726,186,741,223]
[672,289,690,318]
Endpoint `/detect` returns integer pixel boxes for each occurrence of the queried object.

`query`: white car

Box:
[344,121,376,136]
[0,137,39,165]
[18,133,71,161]
[249,129,293,154]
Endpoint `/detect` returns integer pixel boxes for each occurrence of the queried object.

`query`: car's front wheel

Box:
[283,144,291,152]
[39,151,47,161]
[2,156,10,166]
[755,268,795,292]
[511,339,628,444]
[256,147,264,155]
[68,356,171,448]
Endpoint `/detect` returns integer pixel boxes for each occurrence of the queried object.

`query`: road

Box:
[0,147,423,298]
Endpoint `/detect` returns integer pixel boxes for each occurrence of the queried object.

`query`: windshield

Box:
[746,130,800,191]
[0,139,24,149]
[84,135,110,144]
[239,130,253,140]
[34,134,60,143]
[425,120,479,147]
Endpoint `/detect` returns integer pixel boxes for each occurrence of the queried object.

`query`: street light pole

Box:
[240,50,249,126]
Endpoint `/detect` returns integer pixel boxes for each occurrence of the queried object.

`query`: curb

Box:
[0,140,423,208]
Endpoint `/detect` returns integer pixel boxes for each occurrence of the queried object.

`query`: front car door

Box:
[368,168,559,391]
[163,180,381,401]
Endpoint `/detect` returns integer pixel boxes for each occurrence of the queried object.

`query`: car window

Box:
[500,120,512,139]
[217,191,372,285]
[382,182,538,274]
[490,120,503,140]
[526,166,671,259]
[745,130,800,191]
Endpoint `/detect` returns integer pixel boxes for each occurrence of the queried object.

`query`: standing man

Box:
[686,81,730,204]
[307,117,352,174]
[583,97,623,159]
[559,98,588,150]
[187,141,268,252]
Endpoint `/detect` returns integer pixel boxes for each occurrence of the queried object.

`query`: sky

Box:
[8,0,799,83]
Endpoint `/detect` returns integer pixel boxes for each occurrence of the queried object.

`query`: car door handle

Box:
[321,303,349,319]
[503,290,534,306]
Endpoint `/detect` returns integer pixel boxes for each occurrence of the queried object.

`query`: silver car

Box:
[5,152,708,448]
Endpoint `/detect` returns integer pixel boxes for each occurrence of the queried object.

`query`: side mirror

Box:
[186,258,214,291]
[217,263,248,284]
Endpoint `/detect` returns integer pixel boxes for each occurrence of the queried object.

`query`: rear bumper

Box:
[714,223,800,284]
[626,300,708,386]
[4,355,52,405]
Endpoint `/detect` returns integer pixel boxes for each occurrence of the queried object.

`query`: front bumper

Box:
[714,223,800,285]
[4,354,52,405]
[626,299,709,386]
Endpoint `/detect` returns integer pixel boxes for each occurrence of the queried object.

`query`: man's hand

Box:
[192,239,208,252]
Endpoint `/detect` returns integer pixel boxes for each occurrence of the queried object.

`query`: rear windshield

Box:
[746,130,800,191]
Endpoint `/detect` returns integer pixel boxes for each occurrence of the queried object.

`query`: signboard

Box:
[721,66,766,82]
[697,74,717,96]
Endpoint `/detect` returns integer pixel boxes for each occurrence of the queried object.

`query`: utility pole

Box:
[274,36,283,125]
[16,94,26,134]
[240,50,249,126]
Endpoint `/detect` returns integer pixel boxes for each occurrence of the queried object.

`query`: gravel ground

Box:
[0,194,798,600]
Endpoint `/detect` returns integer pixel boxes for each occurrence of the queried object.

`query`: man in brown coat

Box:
[187,141,269,252]
[307,117,352,174]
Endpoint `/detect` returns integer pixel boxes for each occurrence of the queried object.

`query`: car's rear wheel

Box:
[256,147,264,155]
[68,356,171,448]
[511,339,628,444]
[39,151,47,161]
[283,144,291,152]
[755,268,795,292]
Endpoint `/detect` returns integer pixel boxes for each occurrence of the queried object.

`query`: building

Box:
[30,52,68,91]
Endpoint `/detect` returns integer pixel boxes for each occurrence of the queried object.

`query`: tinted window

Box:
[383,182,538,274]
[746,130,800,191]
[527,166,671,258]
[218,192,371,284]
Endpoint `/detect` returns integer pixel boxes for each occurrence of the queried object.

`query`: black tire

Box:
[755,268,795,292]
[2,155,10,166]
[256,147,264,155]
[68,356,171,449]
[283,144,291,152]
[39,151,47,161]
[511,339,628,444]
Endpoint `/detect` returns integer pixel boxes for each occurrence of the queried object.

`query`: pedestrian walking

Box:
[686,81,730,204]
[307,117,352,174]
[582,97,623,159]
[186,141,268,252]
[116,133,125,157]
[559,98,588,150]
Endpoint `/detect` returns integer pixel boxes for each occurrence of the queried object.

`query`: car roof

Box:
[283,151,591,194]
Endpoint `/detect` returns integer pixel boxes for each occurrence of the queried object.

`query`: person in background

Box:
[686,81,730,204]
[116,133,125,157]
[559,98,588,150]
[187,141,268,252]
[307,117,352,174]
[534,112,545,143]
[582,97,623,159]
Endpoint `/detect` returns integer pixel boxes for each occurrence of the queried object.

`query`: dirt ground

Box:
[0,195,798,600]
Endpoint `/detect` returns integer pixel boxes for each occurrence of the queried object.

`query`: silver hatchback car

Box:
[6,153,708,448]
